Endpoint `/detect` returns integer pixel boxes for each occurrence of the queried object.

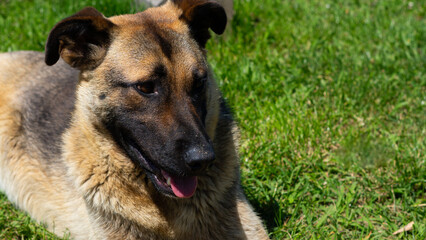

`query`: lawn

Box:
[0,0,425,239]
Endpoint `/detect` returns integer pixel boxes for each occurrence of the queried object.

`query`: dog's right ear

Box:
[45,7,115,70]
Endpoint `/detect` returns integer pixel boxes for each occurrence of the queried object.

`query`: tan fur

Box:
[0,52,94,238]
[0,1,269,239]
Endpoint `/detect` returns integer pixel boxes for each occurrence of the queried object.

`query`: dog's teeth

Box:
[166,177,171,186]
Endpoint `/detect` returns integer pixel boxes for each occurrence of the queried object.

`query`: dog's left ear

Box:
[45,7,115,70]
[173,0,227,47]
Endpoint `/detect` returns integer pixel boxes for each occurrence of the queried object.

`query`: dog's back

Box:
[0,51,96,238]
[0,51,78,161]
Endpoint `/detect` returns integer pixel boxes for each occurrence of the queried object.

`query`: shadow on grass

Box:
[245,193,290,233]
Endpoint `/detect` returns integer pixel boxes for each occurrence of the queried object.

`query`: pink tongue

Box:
[161,171,197,198]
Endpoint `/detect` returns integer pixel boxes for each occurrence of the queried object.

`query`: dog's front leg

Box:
[236,190,270,240]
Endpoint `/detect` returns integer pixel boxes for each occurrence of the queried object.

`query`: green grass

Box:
[1,0,425,239]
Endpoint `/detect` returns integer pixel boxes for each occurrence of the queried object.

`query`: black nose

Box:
[184,145,215,173]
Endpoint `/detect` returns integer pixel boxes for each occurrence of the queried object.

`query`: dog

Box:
[0,0,268,239]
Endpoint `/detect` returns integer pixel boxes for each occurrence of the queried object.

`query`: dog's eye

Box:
[134,81,157,96]
[193,69,208,93]
[193,78,206,92]
[191,78,207,103]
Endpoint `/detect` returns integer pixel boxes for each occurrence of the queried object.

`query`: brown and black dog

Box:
[0,0,268,239]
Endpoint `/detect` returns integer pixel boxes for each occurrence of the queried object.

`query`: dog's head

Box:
[45,0,227,198]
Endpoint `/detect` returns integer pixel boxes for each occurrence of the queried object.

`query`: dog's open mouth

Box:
[126,139,197,198]
[156,170,197,198]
